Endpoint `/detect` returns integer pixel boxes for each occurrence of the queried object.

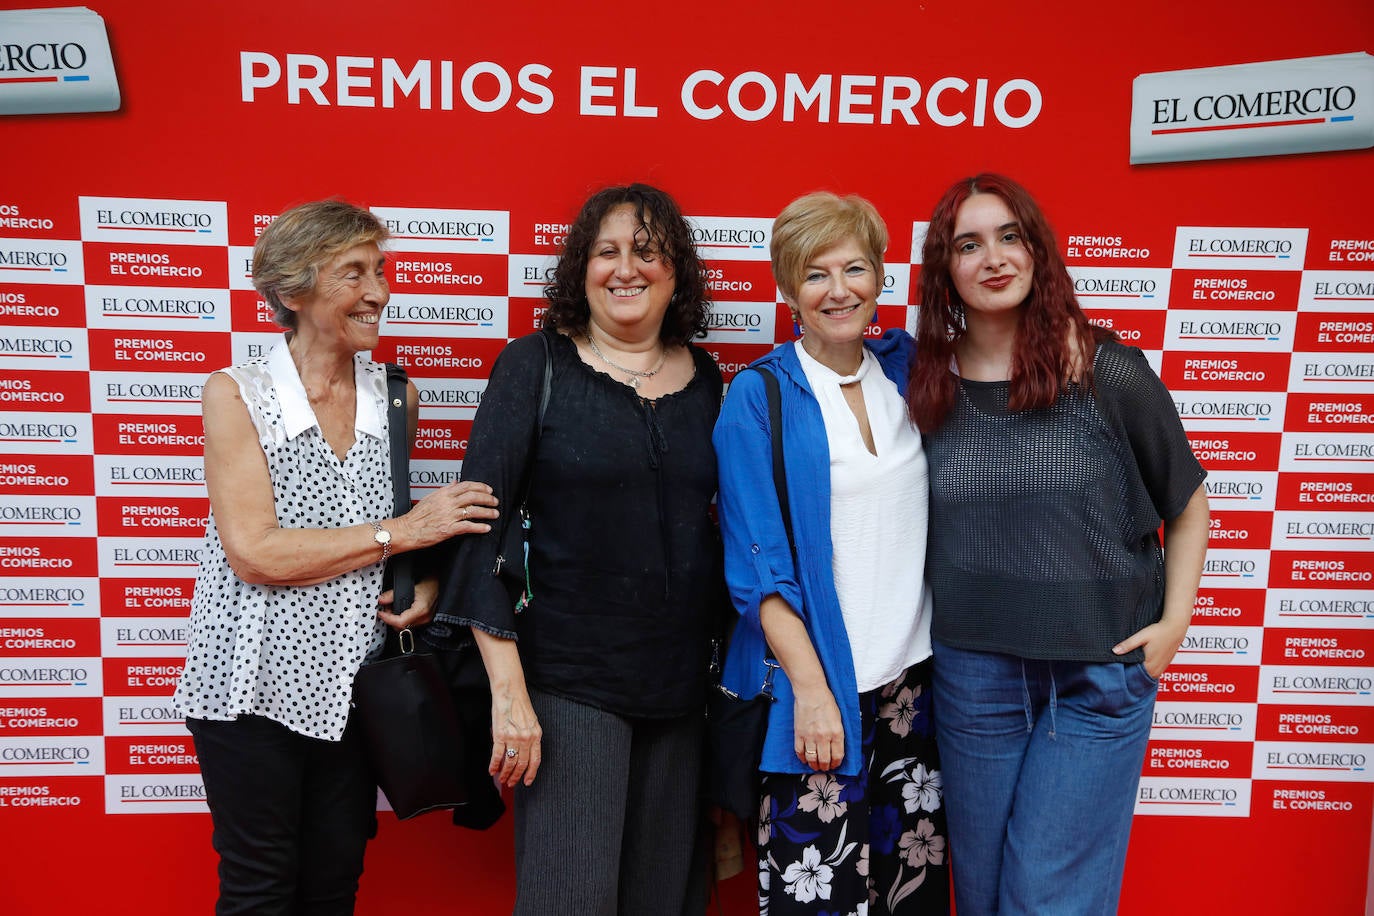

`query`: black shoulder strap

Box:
[536,330,552,432]
[384,363,415,612]
[493,332,552,578]
[520,330,552,508]
[748,364,788,676]
[750,366,794,561]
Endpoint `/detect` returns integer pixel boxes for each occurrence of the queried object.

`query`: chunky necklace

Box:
[585,332,667,390]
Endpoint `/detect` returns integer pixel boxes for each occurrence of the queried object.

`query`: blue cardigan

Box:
[712,329,914,776]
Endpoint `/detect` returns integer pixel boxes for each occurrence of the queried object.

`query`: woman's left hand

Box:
[376,577,437,631]
[1114,484,1210,679]
[1112,616,1188,679]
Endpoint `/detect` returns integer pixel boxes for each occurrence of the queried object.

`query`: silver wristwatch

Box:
[370,520,392,563]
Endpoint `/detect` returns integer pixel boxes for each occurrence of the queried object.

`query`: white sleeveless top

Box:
[173,343,393,741]
[794,341,933,691]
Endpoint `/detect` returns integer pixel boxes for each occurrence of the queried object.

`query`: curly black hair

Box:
[542,183,711,346]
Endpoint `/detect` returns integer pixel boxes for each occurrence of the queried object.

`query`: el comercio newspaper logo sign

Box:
[1131,53,1374,164]
[0,6,120,115]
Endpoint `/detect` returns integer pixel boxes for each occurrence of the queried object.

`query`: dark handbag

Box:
[351,364,468,820]
[352,629,468,819]
[706,651,779,820]
[705,365,792,820]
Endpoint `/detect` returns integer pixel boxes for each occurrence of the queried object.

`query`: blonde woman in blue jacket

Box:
[714,192,948,915]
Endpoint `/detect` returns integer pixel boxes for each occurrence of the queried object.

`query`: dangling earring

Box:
[790,311,801,338]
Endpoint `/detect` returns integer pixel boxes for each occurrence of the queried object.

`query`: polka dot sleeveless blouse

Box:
[173,344,393,741]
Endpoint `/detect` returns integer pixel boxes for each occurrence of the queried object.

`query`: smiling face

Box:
[583,204,676,339]
[950,193,1034,320]
[788,237,878,365]
[286,242,389,352]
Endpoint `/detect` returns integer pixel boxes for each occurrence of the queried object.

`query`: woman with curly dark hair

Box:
[908,173,1210,914]
[431,183,722,914]
[542,184,712,346]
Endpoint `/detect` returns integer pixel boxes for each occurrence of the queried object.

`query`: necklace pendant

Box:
[629,376,641,390]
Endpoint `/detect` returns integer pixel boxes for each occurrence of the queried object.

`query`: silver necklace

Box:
[585,332,667,390]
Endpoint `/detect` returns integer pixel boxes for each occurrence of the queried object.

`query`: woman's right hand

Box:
[472,629,542,787]
[792,683,844,772]
[758,594,846,772]
[489,681,542,787]
[397,481,499,549]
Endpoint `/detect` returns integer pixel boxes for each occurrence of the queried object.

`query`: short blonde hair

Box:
[252,200,389,329]
[771,192,888,303]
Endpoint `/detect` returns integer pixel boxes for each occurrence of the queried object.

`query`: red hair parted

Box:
[907,173,1112,433]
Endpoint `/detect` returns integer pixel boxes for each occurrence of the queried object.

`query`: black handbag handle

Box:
[384,363,415,621]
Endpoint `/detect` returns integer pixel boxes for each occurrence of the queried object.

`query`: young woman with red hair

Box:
[909,174,1210,914]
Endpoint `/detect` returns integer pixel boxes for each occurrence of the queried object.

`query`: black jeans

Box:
[187,714,377,916]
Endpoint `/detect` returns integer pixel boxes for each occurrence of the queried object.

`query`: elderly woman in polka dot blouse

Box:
[173,200,498,915]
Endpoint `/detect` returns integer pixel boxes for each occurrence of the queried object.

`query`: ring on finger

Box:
[505,746,518,758]
[461,506,469,520]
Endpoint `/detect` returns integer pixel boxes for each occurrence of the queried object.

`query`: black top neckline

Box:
[550,328,705,406]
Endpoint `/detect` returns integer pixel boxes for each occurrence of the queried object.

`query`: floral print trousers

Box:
[756,659,949,916]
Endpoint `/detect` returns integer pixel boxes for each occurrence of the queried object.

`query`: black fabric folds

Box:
[705,366,785,818]
[352,634,468,820]
[352,365,477,821]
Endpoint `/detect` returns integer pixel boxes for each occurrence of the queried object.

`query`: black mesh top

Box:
[925,340,1206,663]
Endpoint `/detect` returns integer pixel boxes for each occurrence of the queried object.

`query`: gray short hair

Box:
[252,200,389,329]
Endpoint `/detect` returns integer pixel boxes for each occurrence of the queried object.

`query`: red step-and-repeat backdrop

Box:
[1,1,1371,912]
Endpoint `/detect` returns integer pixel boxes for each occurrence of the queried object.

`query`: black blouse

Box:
[431,329,724,718]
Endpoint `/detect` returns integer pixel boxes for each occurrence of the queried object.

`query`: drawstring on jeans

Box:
[1019,658,1033,734]
[1020,658,1060,739]
[1047,663,1059,739]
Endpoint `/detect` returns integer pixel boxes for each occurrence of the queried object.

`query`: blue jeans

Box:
[932,642,1157,916]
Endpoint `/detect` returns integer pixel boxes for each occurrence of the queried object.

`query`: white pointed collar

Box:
[267,342,385,441]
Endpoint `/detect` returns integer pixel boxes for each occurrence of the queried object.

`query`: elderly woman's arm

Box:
[204,371,498,588]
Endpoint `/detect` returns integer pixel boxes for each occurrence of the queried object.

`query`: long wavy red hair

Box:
[907,173,1110,433]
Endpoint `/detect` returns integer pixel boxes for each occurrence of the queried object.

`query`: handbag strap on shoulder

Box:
[746,365,791,677]
[384,363,415,615]
[492,331,553,590]
[523,330,553,507]
[749,366,794,561]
